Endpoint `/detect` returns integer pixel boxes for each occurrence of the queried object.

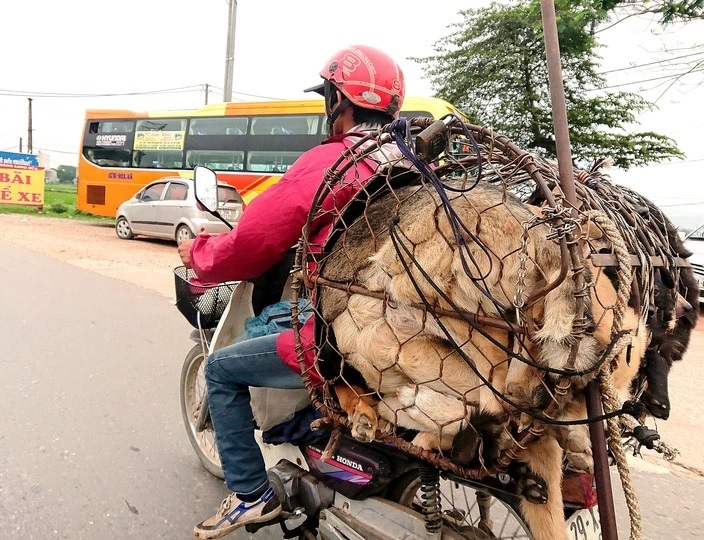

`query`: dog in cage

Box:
[529,168,698,421]
[314,176,650,540]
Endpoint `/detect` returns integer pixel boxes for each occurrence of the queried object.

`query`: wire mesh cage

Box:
[290,115,694,487]
[173,266,235,329]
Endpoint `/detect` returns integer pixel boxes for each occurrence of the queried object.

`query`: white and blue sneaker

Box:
[194,488,281,539]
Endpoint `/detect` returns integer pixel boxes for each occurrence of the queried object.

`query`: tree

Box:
[413,0,684,170]
[56,165,77,184]
[622,0,704,23]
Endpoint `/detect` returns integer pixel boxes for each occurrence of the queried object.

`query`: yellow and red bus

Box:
[77,97,463,217]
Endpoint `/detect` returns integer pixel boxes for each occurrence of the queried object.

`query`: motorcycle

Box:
[175,165,601,540]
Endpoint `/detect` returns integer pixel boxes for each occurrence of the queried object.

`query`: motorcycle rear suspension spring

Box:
[419,462,442,534]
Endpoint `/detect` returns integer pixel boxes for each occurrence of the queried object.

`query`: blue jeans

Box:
[205,333,304,497]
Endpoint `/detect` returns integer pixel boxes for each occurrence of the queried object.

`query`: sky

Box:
[1,0,702,230]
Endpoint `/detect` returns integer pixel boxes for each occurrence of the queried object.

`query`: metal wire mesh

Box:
[290,116,691,484]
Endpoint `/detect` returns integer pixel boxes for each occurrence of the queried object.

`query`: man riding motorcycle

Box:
[177,44,406,539]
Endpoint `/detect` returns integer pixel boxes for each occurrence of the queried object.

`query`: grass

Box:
[0,183,112,223]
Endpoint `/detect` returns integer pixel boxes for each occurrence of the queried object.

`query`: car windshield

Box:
[685,224,704,241]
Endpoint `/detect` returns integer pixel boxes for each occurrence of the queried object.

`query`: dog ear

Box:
[657,267,675,290]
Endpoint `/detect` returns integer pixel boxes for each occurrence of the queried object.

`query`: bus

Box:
[77,97,464,217]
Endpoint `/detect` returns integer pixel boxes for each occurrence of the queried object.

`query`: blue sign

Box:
[0,151,39,169]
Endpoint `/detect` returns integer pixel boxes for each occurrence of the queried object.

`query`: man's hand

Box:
[178,239,195,268]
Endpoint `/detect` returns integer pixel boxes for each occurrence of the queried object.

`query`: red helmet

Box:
[306,45,405,117]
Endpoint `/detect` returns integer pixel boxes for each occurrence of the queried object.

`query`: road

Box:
[1,218,703,539]
[0,242,280,540]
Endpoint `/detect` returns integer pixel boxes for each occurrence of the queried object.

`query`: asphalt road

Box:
[0,242,281,540]
[1,241,702,539]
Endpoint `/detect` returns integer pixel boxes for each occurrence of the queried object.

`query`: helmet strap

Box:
[324,80,350,136]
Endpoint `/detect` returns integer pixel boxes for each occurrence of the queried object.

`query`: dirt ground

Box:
[0,214,181,299]
[2,213,703,479]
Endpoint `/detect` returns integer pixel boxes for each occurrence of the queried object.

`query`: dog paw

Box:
[377,417,394,435]
[513,464,548,504]
[349,402,379,443]
[565,448,594,474]
[554,425,594,473]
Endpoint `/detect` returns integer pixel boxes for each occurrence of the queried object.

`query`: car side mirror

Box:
[193,165,219,213]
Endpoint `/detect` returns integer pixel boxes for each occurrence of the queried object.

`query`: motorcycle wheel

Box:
[387,471,533,539]
[180,344,224,479]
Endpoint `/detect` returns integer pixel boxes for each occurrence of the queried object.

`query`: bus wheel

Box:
[176,225,195,246]
[115,217,134,240]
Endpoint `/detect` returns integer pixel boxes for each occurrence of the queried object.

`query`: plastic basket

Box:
[173,266,235,329]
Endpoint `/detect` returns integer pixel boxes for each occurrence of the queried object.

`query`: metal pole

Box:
[538,1,618,539]
[27,98,33,154]
[223,0,237,102]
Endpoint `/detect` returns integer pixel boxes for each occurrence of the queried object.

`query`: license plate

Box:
[566,507,601,540]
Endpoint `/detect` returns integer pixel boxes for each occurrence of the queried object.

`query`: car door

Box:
[155,181,190,237]
[128,181,167,236]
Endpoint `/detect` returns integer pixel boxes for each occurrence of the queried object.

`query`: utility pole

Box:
[204,83,210,105]
[223,0,237,102]
[27,98,33,154]
[19,137,23,153]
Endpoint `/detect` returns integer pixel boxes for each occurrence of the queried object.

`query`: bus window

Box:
[248,151,302,173]
[88,120,135,134]
[402,111,434,120]
[100,120,135,133]
[84,147,131,167]
[189,117,247,135]
[186,150,244,171]
[251,115,319,135]
[136,118,187,132]
[133,150,184,169]
[133,118,186,168]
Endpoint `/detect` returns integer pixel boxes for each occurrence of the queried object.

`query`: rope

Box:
[599,368,643,540]
[585,210,642,540]
[584,210,631,341]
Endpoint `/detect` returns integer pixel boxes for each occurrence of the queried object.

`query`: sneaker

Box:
[193,488,281,539]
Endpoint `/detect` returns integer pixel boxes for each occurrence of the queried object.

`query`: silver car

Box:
[684,223,704,305]
[115,176,243,245]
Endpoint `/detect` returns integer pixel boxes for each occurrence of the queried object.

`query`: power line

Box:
[599,69,702,90]
[0,83,289,102]
[599,49,704,74]
[34,147,78,155]
[638,157,704,167]
[0,85,204,98]
[659,201,704,208]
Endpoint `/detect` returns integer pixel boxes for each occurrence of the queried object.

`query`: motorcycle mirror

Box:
[193,165,219,213]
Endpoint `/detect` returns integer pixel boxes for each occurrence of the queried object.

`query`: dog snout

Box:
[675,292,692,318]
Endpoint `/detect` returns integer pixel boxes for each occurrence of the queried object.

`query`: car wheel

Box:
[115,217,134,240]
[176,224,195,245]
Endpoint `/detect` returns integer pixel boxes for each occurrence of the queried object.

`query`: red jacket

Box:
[190,134,378,380]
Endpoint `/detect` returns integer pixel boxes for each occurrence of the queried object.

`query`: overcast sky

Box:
[1,1,702,229]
